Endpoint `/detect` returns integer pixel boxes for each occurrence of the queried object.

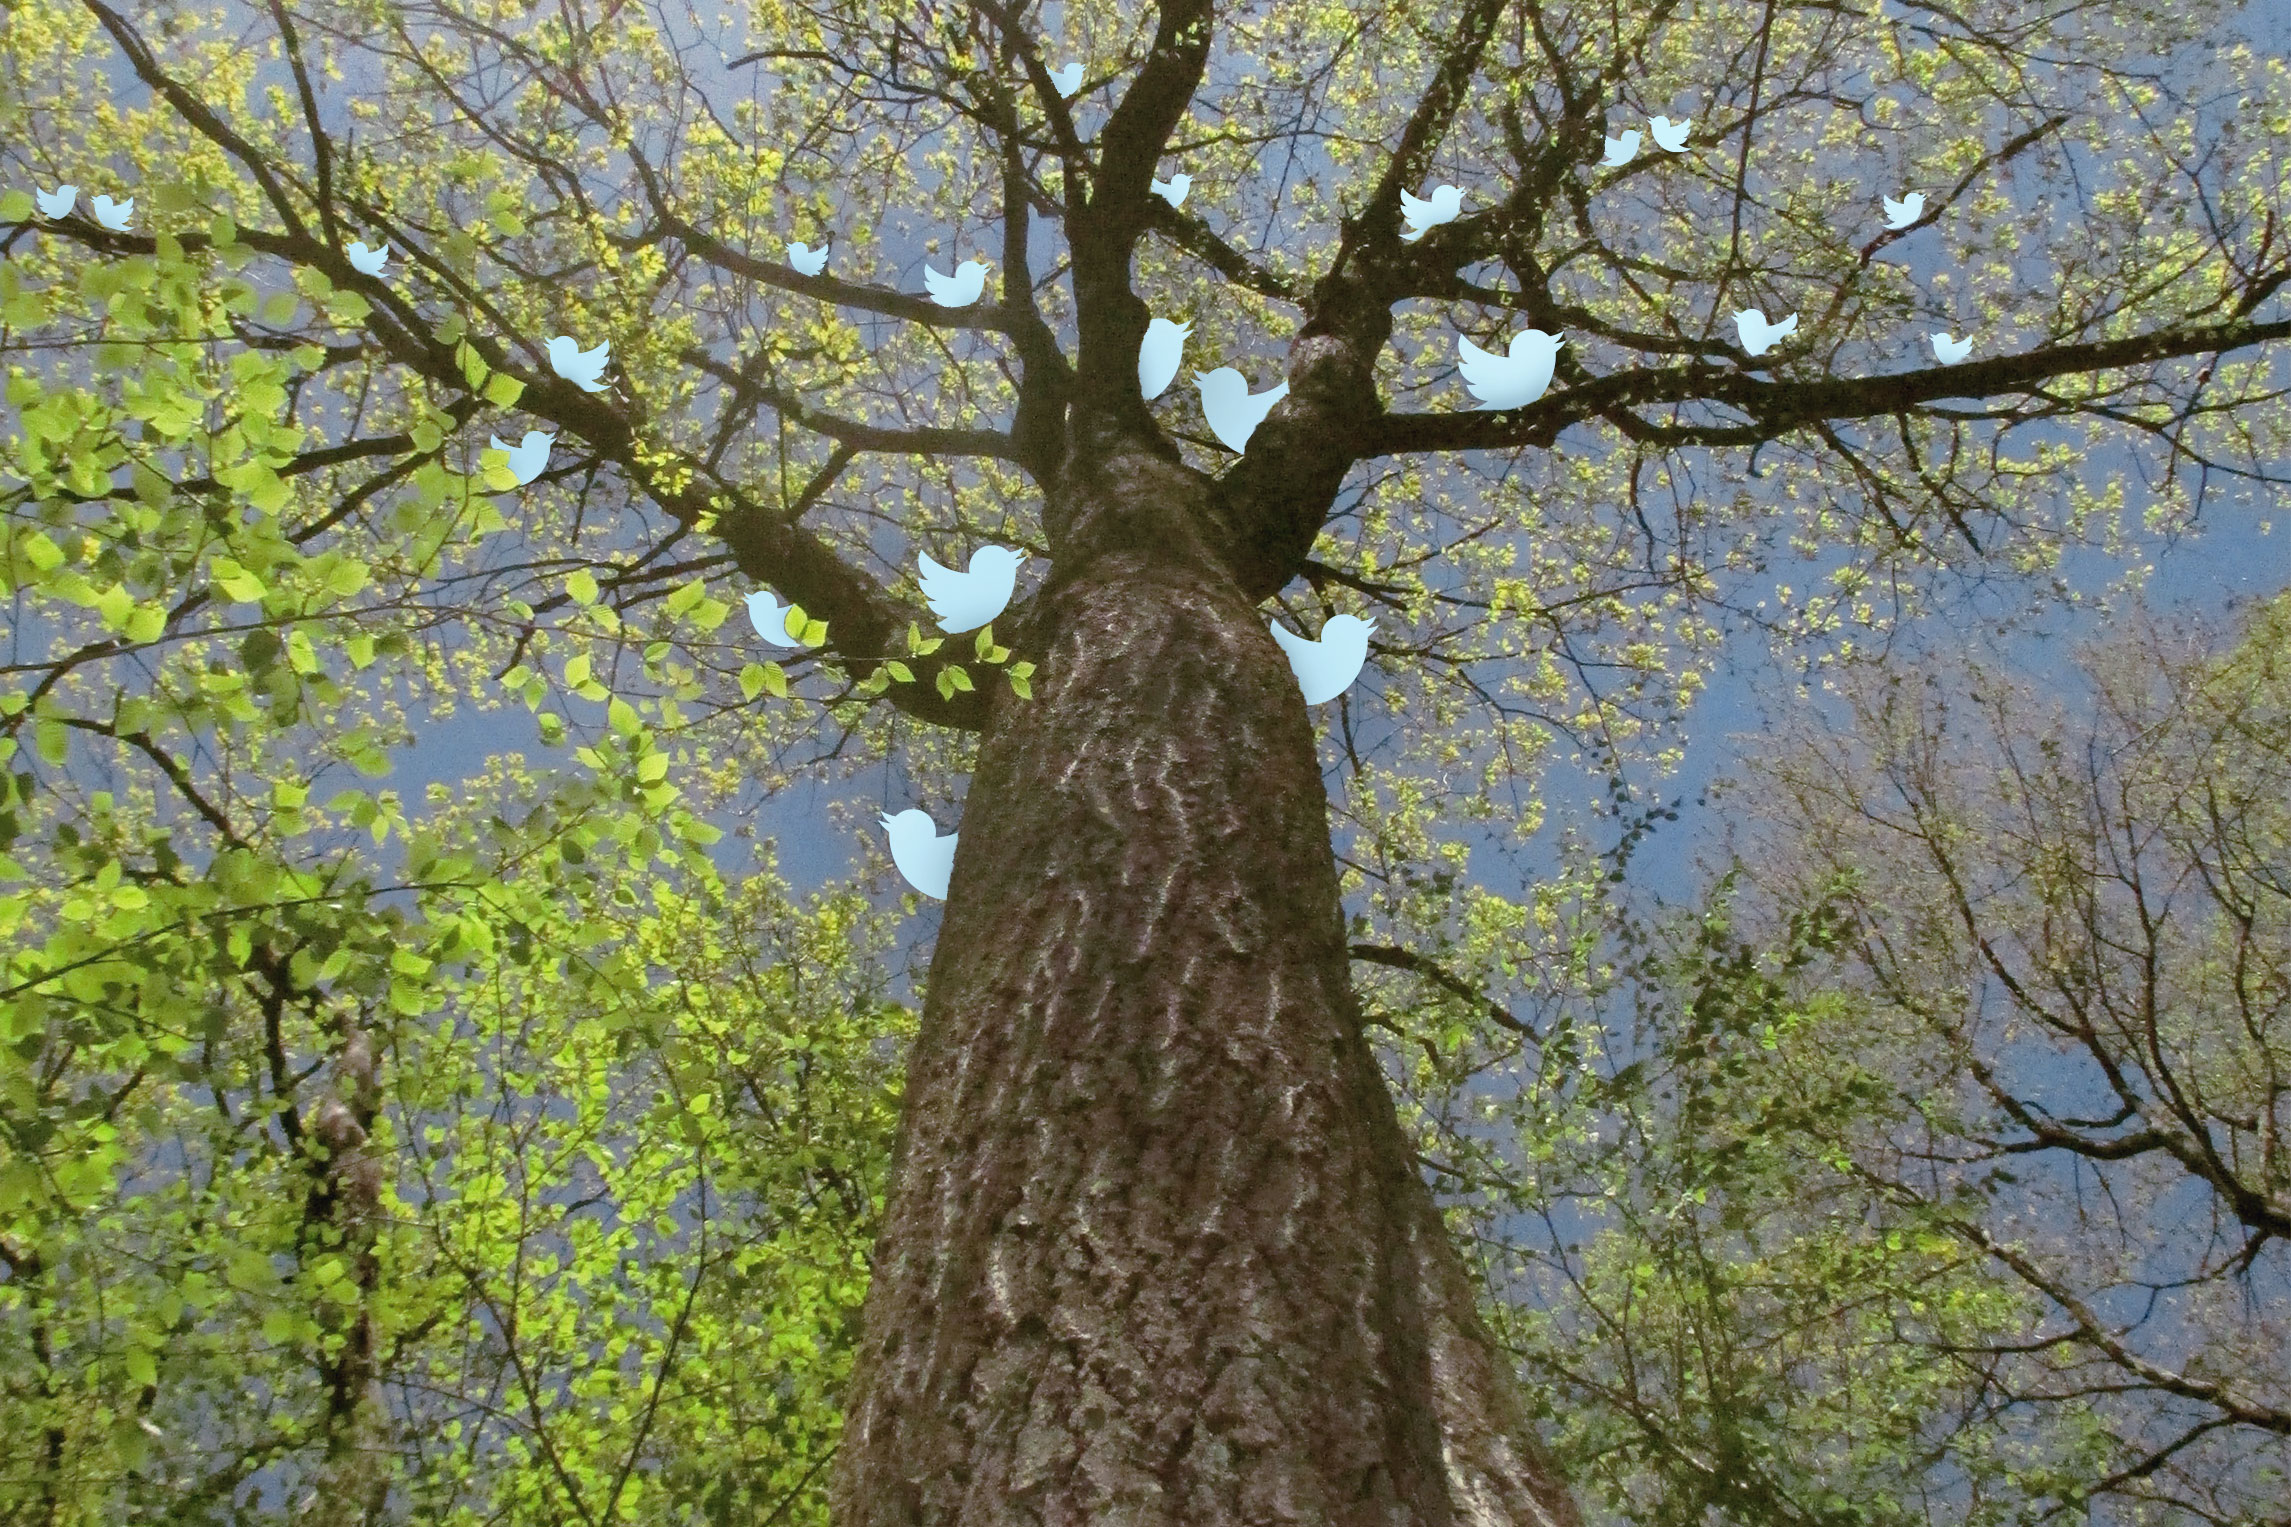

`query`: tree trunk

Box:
[829,446,1580,1527]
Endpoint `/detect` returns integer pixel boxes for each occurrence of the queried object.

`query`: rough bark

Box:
[294,1018,389,1527]
[829,444,1579,1527]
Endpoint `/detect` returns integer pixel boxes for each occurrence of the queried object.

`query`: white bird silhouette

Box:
[1600,131,1641,169]
[1150,174,1191,209]
[1931,331,1973,364]
[1269,614,1374,706]
[787,240,829,276]
[1139,317,1191,401]
[1195,368,1290,454]
[33,185,76,219]
[880,809,957,901]
[1400,184,1465,241]
[1733,308,1798,358]
[923,258,989,307]
[488,430,554,486]
[547,335,611,392]
[1456,329,1564,410]
[90,195,133,231]
[346,240,390,276]
[1648,116,1693,153]
[917,545,1026,633]
[1882,192,1925,230]
[744,589,803,647]
[1049,62,1084,98]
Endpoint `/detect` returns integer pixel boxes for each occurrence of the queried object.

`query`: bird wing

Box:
[922,264,952,300]
[1400,188,1433,222]
[488,435,512,454]
[1769,313,1798,337]
[915,550,965,613]
[1267,619,1310,660]
[1455,337,1517,400]
[1457,336,1530,402]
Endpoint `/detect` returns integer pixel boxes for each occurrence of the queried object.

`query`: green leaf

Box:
[210,558,267,605]
[20,531,64,574]
[123,602,166,645]
[566,569,599,605]
[754,661,789,698]
[484,371,526,408]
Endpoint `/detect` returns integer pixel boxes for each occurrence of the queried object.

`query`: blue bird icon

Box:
[1194,368,1289,453]
[1456,329,1563,410]
[1399,184,1464,241]
[487,430,554,486]
[1649,115,1693,153]
[547,335,611,392]
[347,240,391,276]
[1733,308,1798,358]
[1139,317,1191,400]
[1048,62,1084,97]
[1270,614,1373,705]
[744,589,805,647]
[923,258,989,307]
[880,809,957,900]
[91,194,134,231]
[917,545,1026,634]
[787,240,829,276]
[33,185,76,219]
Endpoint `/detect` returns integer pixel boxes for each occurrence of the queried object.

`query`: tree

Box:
[1711,592,2291,1522]
[2,0,2288,1521]
[1410,599,2287,1527]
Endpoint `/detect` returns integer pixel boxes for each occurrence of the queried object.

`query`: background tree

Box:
[2,0,2289,1522]
[1433,593,2290,1527]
